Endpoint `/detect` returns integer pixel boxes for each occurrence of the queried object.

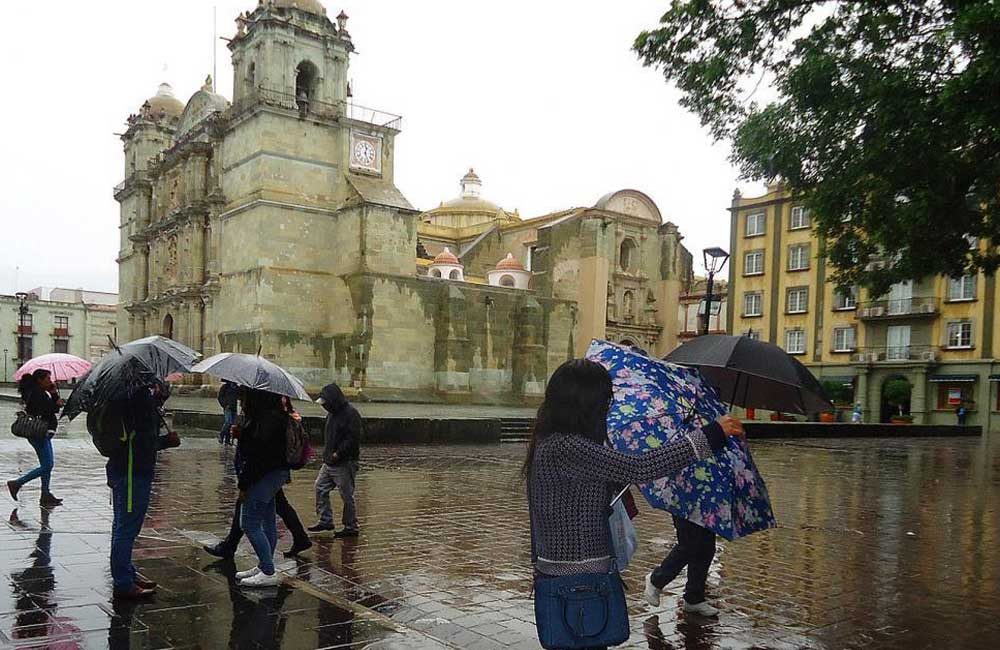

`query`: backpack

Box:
[86,403,128,457]
[285,417,312,470]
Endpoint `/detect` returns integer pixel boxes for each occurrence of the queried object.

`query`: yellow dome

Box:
[145,83,184,118]
[272,0,326,14]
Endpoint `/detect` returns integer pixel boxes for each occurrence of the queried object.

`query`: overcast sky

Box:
[0,0,763,295]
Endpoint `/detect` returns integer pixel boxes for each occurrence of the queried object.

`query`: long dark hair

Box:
[18,369,51,400]
[522,359,613,477]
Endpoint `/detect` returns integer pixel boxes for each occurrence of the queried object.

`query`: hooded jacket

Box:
[318,384,361,466]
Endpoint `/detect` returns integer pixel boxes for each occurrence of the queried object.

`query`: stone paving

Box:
[1,402,1000,649]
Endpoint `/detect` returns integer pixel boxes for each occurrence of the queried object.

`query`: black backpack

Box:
[86,402,129,457]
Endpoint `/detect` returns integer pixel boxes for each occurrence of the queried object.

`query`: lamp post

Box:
[702,247,729,336]
[2,349,7,383]
[15,292,29,366]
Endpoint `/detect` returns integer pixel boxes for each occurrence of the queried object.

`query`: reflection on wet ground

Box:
[1,402,999,648]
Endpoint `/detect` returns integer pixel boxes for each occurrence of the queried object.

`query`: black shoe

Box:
[203,543,236,559]
[134,578,158,591]
[7,480,20,501]
[40,493,63,508]
[333,529,359,539]
[307,523,335,533]
[283,539,313,558]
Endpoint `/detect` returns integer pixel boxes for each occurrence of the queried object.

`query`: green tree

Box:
[883,378,912,416]
[636,1,1000,294]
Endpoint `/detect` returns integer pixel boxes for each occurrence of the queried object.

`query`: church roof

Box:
[272,0,326,15]
[175,79,230,140]
[345,174,416,212]
[432,247,460,265]
[145,83,184,118]
[496,253,525,271]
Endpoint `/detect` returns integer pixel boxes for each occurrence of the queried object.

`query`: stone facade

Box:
[1,288,118,379]
[115,1,691,403]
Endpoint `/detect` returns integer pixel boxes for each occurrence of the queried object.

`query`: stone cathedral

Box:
[115,0,693,403]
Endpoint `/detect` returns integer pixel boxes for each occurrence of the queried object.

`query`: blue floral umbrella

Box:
[586,340,776,540]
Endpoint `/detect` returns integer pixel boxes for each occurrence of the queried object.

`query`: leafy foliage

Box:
[636,1,1000,294]
[820,379,853,406]
[883,378,912,413]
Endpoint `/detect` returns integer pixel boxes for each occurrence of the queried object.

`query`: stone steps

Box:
[499,417,534,443]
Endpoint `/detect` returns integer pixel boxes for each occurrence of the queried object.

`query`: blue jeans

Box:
[220,408,237,443]
[108,468,154,592]
[16,436,54,494]
[240,469,289,575]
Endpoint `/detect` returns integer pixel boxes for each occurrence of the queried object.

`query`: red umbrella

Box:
[14,353,92,382]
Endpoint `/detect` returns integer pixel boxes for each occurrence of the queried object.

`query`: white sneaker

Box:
[683,599,719,617]
[235,566,261,580]
[644,573,661,606]
[240,571,281,588]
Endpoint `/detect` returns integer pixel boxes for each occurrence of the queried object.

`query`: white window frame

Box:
[788,244,810,271]
[787,287,809,314]
[744,250,764,276]
[785,329,806,354]
[948,275,976,302]
[743,292,763,317]
[833,287,857,310]
[946,321,973,349]
[746,329,761,340]
[54,315,70,330]
[833,327,856,352]
[790,206,810,230]
[746,212,765,237]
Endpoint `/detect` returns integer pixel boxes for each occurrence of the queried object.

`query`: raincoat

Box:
[318,384,361,466]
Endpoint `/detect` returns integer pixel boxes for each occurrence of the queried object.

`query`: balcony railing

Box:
[53,328,69,338]
[231,86,403,130]
[853,345,939,363]
[858,297,939,319]
[16,325,33,335]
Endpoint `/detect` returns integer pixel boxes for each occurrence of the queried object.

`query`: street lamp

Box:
[2,349,7,383]
[15,292,29,366]
[702,247,729,336]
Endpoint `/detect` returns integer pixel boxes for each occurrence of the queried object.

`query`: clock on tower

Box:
[350,132,382,174]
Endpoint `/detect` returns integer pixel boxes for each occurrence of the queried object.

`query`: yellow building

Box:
[727,183,999,430]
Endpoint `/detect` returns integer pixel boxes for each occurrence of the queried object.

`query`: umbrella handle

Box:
[610,485,631,508]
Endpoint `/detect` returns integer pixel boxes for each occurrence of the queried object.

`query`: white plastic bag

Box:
[608,499,638,571]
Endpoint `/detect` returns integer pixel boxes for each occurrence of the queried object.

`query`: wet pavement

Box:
[2,401,999,649]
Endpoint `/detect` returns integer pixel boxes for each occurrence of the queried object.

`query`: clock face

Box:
[353,140,376,166]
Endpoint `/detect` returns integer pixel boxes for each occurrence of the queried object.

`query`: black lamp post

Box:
[15,292,29,365]
[702,247,729,336]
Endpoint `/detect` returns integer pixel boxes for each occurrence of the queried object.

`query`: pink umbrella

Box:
[14,353,92,382]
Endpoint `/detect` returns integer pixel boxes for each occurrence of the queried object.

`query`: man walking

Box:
[309,384,361,538]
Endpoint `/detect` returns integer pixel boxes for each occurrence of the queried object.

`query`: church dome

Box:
[432,248,460,265]
[272,0,326,14]
[420,168,519,230]
[496,253,524,271]
[145,83,184,118]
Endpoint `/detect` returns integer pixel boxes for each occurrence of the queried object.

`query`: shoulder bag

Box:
[11,411,50,440]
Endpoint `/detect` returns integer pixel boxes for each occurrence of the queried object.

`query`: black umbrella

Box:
[664,334,832,415]
[191,353,311,401]
[62,336,199,421]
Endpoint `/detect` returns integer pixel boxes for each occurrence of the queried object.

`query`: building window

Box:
[499,274,516,287]
[54,316,70,330]
[790,206,810,230]
[22,313,33,328]
[785,329,806,354]
[448,269,461,280]
[743,292,763,317]
[946,321,973,349]
[745,329,761,340]
[430,268,442,278]
[938,383,974,410]
[833,327,856,352]
[746,212,765,237]
[744,250,764,276]
[787,287,809,314]
[788,244,810,271]
[53,339,69,354]
[619,238,637,272]
[833,287,857,310]
[948,275,976,301]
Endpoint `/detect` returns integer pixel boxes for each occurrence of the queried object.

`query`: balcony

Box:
[53,328,69,338]
[853,345,939,363]
[16,325,34,335]
[231,86,403,131]
[858,297,939,320]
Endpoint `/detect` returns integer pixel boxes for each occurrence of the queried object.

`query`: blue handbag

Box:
[529,483,630,649]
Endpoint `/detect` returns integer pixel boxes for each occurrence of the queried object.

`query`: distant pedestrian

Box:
[107,382,181,599]
[309,384,361,538]
[956,402,968,425]
[645,517,720,616]
[234,389,289,587]
[218,381,238,445]
[851,403,863,424]
[525,359,744,647]
[7,369,63,507]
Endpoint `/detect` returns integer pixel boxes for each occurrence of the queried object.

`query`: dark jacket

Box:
[105,391,168,477]
[237,408,288,491]
[318,384,361,466]
[218,382,239,411]
[23,386,61,431]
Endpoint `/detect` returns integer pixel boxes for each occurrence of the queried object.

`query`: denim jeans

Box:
[16,436,54,494]
[222,489,308,550]
[107,468,154,592]
[219,407,237,443]
[314,461,359,531]
[650,515,716,604]
[240,469,289,575]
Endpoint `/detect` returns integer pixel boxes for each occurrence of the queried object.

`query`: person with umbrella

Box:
[218,380,238,445]
[525,359,744,648]
[7,369,63,507]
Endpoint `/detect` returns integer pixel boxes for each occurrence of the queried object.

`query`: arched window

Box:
[499,274,516,287]
[162,314,174,339]
[247,62,256,90]
[448,269,461,280]
[620,238,638,272]
[295,60,318,102]
[431,269,442,278]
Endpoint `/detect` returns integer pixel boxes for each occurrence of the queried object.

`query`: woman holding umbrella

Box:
[525,359,743,648]
[7,369,63,507]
